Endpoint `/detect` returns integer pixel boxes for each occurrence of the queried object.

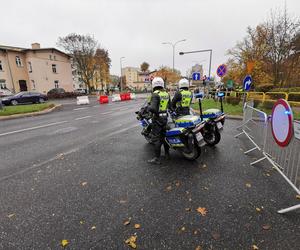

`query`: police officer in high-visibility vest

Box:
[171,78,193,116]
[147,77,171,165]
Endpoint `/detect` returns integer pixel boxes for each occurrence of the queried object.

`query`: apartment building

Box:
[0,43,74,94]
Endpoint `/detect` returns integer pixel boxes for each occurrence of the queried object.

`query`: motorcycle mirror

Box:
[194,92,204,99]
[217,92,225,98]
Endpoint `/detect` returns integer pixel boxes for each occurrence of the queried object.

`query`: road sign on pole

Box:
[243,75,252,91]
[192,72,201,81]
[216,64,227,77]
[271,99,294,147]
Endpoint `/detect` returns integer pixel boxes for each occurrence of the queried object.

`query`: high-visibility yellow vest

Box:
[154,90,169,112]
[177,89,192,108]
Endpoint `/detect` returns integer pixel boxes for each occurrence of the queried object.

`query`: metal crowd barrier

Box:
[235,102,300,214]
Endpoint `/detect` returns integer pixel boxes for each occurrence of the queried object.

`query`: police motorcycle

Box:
[136,101,203,160]
[191,91,226,146]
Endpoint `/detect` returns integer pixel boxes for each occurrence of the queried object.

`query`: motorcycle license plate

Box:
[217,122,223,129]
[196,132,203,142]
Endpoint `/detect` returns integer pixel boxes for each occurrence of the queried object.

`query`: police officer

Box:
[147,77,170,165]
[171,78,193,116]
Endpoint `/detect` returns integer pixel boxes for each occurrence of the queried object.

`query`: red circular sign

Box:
[271,99,293,147]
[217,64,227,77]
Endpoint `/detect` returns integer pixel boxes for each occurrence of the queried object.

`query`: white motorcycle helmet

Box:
[152,77,164,89]
[178,78,189,89]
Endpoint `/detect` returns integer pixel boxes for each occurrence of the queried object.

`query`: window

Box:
[28,62,33,73]
[49,55,52,60]
[31,80,36,90]
[16,56,23,67]
[53,55,56,60]
[52,64,57,73]
[0,80,6,89]
[0,60,3,71]
[54,80,59,88]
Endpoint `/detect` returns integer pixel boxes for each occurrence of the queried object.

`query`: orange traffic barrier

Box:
[120,93,126,101]
[99,95,109,104]
[125,93,131,100]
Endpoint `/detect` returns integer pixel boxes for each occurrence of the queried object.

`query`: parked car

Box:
[0,92,48,106]
[74,88,86,94]
[0,89,13,97]
[47,88,65,95]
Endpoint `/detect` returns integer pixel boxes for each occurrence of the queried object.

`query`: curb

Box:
[191,108,243,120]
[0,104,62,121]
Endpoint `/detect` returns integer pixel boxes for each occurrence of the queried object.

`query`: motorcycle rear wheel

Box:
[204,129,221,146]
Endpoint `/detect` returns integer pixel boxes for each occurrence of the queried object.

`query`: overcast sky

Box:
[1,0,299,78]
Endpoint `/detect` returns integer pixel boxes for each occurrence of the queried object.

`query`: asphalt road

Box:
[0,98,299,250]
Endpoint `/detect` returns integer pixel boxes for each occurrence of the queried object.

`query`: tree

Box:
[57,33,98,91]
[155,66,181,87]
[140,62,150,72]
[94,48,111,90]
[227,8,299,88]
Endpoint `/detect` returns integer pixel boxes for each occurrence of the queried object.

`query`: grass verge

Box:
[191,99,300,120]
[0,103,55,116]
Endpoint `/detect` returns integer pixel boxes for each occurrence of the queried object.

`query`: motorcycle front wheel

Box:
[180,140,201,160]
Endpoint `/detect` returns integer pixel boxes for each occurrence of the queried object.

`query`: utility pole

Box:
[179,49,213,79]
[120,57,125,91]
[162,39,186,72]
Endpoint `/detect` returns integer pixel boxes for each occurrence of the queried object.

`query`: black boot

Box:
[165,151,170,160]
[147,157,161,165]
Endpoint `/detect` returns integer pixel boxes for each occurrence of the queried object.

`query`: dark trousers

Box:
[151,117,169,158]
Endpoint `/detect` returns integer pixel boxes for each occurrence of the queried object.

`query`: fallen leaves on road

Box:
[252,244,259,250]
[175,181,180,187]
[134,224,141,229]
[61,239,69,248]
[202,164,207,169]
[81,181,88,186]
[124,218,131,226]
[246,183,252,188]
[7,213,15,219]
[119,199,127,204]
[265,172,271,177]
[79,220,84,225]
[262,224,271,230]
[193,229,200,235]
[255,207,262,212]
[211,231,221,240]
[195,246,202,250]
[125,235,137,249]
[203,186,209,191]
[180,226,186,232]
[166,185,172,191]
[296,195,300,200]
[196,207,207,216]
[185,208,191,212]
[91,226,96,230]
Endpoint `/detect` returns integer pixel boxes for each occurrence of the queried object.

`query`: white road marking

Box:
[93,105,99,108]
[73,107,88,111]
[0,123,139,182]
[100,112,112,115]
[0,121,68,137]
[75,116,92,120]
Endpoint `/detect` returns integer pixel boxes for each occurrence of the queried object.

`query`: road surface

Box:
[0,98,299,249]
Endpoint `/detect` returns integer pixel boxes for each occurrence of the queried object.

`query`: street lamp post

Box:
[120,57,125,92]
[162,39,186,72]
[179,49,213,79]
